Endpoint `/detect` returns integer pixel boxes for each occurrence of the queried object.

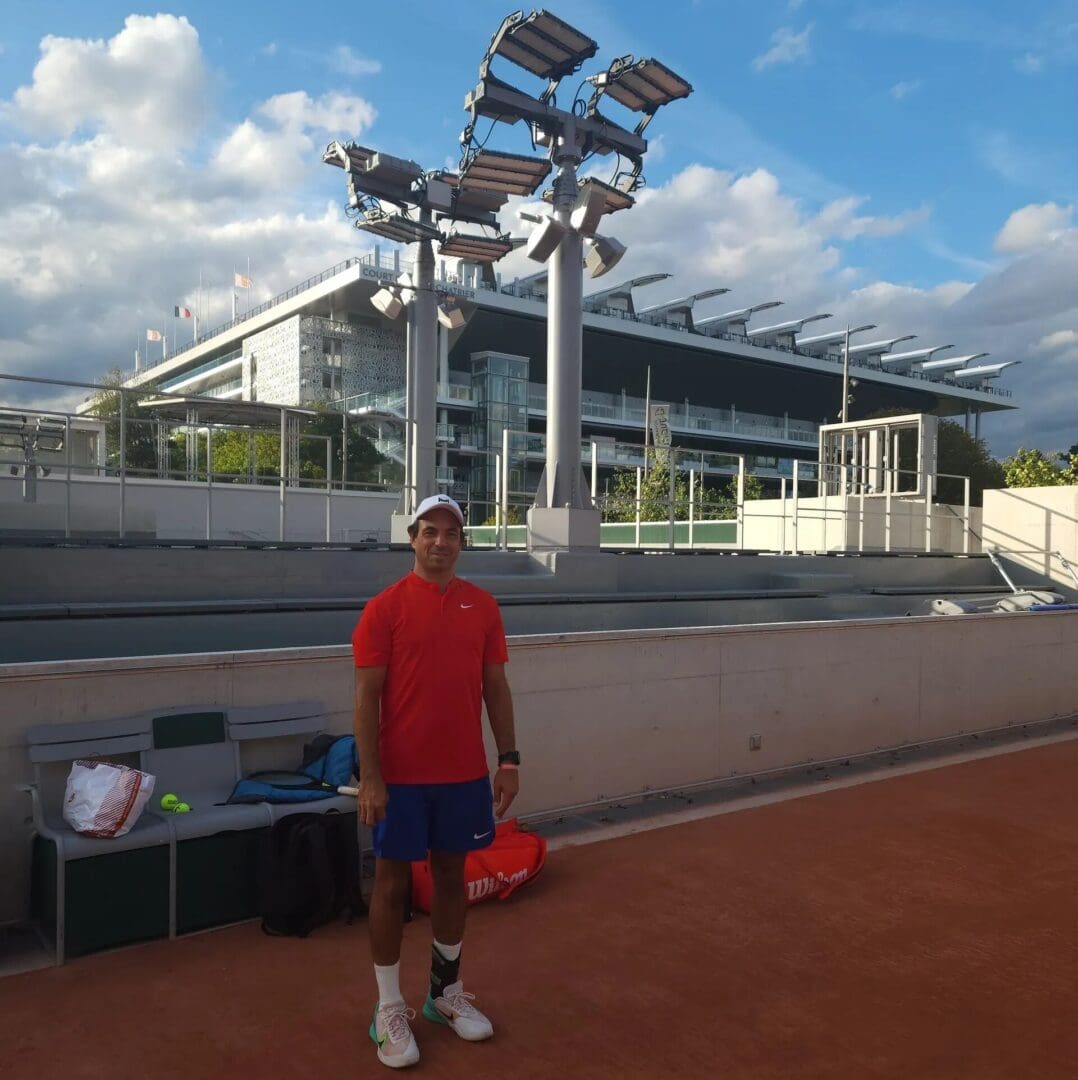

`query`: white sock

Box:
[375,962,403,1006]
[433,939,462,962]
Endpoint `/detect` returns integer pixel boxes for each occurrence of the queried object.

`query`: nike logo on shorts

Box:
[460,603,475,609]
[474,830,491,840]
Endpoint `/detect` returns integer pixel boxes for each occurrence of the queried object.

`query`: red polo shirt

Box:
[352,572,509,784]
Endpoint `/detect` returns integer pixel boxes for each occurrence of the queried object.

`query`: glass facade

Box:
[470,351,529,518]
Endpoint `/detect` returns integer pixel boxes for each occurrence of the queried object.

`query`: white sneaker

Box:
[369,1001,420,1069]
[422,980,494,1041]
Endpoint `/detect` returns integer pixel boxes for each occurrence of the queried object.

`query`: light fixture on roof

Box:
[920,351,989,373]
[438,231,515,262]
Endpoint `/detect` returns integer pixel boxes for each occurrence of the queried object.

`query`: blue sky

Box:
[1,1,1076,453]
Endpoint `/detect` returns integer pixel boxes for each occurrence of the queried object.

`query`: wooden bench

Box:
[20,701,356,963]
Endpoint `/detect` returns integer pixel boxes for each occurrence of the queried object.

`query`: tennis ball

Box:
[173,802,191,814]
[160,793,179,811]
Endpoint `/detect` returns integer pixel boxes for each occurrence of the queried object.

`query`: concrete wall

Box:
[742,495,981,554]
[0,474,397,544]
[3,609,1077,924]
[982,485,1078,594]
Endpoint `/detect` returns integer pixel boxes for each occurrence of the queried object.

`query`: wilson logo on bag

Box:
[410,819,546,914]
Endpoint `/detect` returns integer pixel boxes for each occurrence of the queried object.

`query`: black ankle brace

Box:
[430,944,461,999]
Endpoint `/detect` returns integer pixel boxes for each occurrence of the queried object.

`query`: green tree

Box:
[1002,447,1078,488]
[175,406,390,486]
[84,367,163,474]
[602,452,761,522]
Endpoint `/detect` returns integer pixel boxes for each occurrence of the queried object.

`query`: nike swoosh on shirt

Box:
[460,603,475,609]
[473,830,491,840]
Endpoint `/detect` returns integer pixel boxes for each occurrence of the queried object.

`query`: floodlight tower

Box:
[323,144,515,537]
[462,10,691,548]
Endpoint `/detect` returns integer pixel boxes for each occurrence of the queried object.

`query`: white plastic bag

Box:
[62,760,155,838]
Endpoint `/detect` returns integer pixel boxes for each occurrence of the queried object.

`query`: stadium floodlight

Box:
[371,287,405,321]
[590,56,693,112]
[431,172,508,227]
[585,234,626,279]
[486,9,599,83]
[459,149,552,196]
[569,181,609,237]
[438,231,515,262]
[459,11,691,547]
[355,211,443,244]
[437,298,474,330]
[547,177,635,220]
[920,352,989,373]
[525,216,569,262]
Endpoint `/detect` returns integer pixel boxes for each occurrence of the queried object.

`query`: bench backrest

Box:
[140,708,236,796]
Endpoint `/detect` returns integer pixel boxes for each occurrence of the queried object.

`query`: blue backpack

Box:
[227,734,358,804]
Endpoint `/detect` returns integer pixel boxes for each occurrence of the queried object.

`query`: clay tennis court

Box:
[5,737,1077,1079]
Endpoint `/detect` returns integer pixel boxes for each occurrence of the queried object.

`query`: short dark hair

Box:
[407,517,466,546]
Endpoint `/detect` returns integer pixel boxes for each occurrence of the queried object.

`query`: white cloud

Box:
[5,15,208,150]
[752,25,814,71]
[1034,329,1078,352]
[1014,52,1043,74]
[261,42,278,58]
[815,196,931,240]
[890,79,921,100]
[994,202,1074,253]
[330,46,382,77]
[0,18,377,405]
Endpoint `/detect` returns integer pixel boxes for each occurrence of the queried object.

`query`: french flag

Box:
[174,305,192,318]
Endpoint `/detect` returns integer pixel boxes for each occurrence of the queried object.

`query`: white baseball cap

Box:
[410,493,464,527]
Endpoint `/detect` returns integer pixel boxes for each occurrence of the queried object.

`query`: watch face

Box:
[499,751,521,766]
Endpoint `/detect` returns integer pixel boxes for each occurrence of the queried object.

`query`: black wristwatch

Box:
[497,750,521,767]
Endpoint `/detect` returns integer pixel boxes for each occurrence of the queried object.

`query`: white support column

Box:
[634,466,642,549]
[963,476,971,555]
[924,473,934,553]
[206,426,213,542]
[688,468,695,549]
[791,460,800,556]
[736,455,745,551]
[501,425,510,550]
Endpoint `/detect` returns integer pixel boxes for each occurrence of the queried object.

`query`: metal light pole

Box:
[458,12,691,548]
[539,123,589,515]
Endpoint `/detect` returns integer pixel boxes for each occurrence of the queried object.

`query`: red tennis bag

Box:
[410,819,546,913]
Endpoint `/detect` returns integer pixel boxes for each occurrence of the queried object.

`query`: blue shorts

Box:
[372,777,495,862]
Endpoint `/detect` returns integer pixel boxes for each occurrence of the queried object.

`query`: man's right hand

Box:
[358,775,388,827]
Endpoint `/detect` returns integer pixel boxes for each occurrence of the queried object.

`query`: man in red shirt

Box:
[352,493,519,1070]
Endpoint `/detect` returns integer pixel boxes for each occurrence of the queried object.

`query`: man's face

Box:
[410,508,463,575]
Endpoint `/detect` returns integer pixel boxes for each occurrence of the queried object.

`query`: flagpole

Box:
[196,269,202,341]
[246,256,251,316]
[232,266,237,322]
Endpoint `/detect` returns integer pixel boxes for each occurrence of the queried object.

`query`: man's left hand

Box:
[493,767,519,817]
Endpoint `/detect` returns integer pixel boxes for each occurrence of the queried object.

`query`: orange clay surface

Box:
[4,738,1078,1079]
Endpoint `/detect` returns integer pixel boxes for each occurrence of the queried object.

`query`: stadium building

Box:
[121,250,1017,519]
